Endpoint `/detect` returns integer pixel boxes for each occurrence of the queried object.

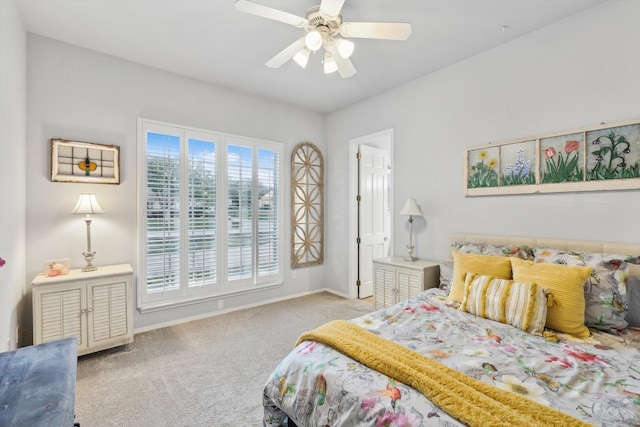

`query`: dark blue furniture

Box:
[0,337,78,426]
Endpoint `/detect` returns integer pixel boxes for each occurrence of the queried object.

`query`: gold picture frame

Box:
[50,138,120,184]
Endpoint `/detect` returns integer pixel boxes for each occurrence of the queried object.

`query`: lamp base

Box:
[81,251,97,272]
[404,245,417,262]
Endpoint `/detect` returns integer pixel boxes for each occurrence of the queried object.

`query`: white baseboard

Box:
[133,287,352,334]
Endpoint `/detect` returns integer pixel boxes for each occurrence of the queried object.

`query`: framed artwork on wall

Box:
[50,138,120,184]
[465,118,640,196]
[539,133,584,184]
[500,140,536,186]
[586,123,640,181]
[467,146,499,189]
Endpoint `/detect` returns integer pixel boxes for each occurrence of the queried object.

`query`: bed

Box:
[263,234,640,427]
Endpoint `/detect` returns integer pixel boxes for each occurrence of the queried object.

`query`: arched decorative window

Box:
[291,142,324,268]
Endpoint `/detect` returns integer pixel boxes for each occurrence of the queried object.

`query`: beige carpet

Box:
[74,292,373,426]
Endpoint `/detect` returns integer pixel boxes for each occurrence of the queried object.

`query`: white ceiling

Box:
[15,0,607,114]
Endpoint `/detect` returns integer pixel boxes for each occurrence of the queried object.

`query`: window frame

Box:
[137,118,284,312]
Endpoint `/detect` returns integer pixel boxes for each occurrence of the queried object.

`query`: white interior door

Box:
[358,145,389,298]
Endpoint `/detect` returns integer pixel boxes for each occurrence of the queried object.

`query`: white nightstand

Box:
[372,257,440,309]
[32,264,134,356]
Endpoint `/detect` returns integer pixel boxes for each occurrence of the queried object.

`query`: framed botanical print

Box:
[500,140,536,186]
[50,138,120,184]
[465,118,640,196]
[539,133,584,183]
[467,146,499,189]
[586,123,640,181]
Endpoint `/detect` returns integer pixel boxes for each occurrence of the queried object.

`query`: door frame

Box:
[348,129,394,299]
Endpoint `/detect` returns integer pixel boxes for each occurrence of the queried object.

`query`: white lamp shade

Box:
[72,193,104,214]
[304,30,323,52]
[335,38,355,59]
[323,51,338,74]
[293,48,310,68]
[399,197,422,216]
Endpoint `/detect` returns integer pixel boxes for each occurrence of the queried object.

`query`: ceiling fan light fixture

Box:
[323,51,338,74]
[304,30,323,51]
[293,48,310,68]
[335,38,354,59]
[234,0,413,78]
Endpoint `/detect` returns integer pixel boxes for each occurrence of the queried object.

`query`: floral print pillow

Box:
[625,274,640,329]
[452,241,534,260]
[439,261,453,292]
[534,248,632,334]
[452,241,485,254]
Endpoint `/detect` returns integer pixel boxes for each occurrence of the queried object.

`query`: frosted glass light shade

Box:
[323,51,338,74]
[335,38,354,59]
[72,193,103,215]
[293,48,310,68]
[305,30,323,51]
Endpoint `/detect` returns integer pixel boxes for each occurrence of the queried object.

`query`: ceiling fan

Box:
[234,0,412,78]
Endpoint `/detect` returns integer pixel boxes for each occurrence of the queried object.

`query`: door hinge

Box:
[356,237,361,244]
[356,280,361,287]
[356,194,361,202]
[356,152,362,160]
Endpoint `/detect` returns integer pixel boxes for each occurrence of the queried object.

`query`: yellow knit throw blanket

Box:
[297,320,595,427]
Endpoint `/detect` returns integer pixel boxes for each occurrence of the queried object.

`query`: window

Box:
[138,120,283,310]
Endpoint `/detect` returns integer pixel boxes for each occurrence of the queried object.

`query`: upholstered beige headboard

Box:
[449,233,640,259]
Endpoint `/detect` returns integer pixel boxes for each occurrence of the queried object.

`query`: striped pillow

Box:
[448,251,513,303]
[460,273,549,335]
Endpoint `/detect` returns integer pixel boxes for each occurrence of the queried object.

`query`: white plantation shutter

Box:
[187,138,217,288]
[139,119,283,308]
[145,131,181,293]
[257,148,280,281]
[226,144,253,283]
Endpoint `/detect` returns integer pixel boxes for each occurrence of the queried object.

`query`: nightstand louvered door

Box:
[38,285,85,346]
[88,280,129,347]
[374,265,395,310]
[372,257,440,309]
[396,269,423,303]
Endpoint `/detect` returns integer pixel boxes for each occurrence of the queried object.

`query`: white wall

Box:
[0,0,27,351]
[26,35,326,332]
[15,0,640,337]
[326,0,640,295]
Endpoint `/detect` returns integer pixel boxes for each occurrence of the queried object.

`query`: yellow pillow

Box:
[510,258,592,338]
[460,273,549,335]
[448,251,512,303]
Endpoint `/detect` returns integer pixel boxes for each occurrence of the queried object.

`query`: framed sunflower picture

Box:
[50,138,120,184]
[467,146,499,189]
[465,118,640,196]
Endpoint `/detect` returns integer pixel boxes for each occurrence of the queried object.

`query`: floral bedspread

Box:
[263,289,640,427]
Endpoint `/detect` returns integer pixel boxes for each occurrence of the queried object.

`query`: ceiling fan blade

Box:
[319,0,346,17]
[234,0,308,28]
[265,37,306,68]
[340,22,412,40]
[326,42,356,78]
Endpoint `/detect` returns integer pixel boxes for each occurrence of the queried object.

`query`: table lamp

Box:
[399,197,422,262]
[72,193,103,272]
